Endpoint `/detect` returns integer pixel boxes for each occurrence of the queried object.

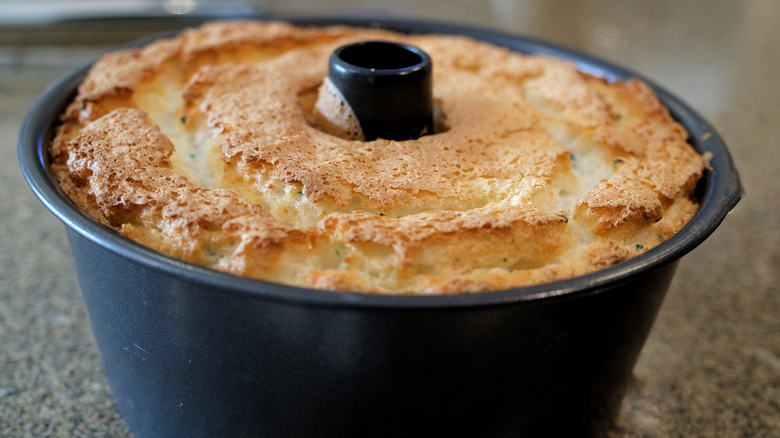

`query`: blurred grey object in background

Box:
[0,0,267,25]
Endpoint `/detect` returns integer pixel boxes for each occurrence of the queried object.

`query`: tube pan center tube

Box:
[327,40,434,141]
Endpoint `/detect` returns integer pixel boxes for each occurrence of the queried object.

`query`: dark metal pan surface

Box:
[18,16,741,438]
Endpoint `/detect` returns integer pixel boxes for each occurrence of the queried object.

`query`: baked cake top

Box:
[50,21,704,294]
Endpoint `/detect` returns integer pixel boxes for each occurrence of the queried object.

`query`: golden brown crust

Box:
[49,21,705,294]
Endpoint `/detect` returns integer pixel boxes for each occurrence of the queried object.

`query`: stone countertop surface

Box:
[1,1,778,436]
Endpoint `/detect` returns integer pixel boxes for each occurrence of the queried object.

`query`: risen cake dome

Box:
[50,21,704,294]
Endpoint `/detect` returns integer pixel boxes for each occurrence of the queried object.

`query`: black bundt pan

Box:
[18,16,741,438]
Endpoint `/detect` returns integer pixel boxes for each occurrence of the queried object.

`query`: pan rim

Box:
[17,15,742,310]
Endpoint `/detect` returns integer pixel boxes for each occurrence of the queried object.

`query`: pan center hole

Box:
[337,41,425,71]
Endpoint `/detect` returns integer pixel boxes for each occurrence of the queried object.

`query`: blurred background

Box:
[2,1,778,436]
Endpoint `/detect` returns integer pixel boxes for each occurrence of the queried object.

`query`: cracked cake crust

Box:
[49,21,704,294]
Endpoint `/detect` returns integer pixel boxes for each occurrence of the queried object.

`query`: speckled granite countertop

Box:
[2,1,778,436]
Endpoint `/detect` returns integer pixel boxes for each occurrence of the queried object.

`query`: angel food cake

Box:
[49,21,705,294]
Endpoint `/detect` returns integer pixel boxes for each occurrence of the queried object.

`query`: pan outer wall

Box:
[67,227,676,438]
